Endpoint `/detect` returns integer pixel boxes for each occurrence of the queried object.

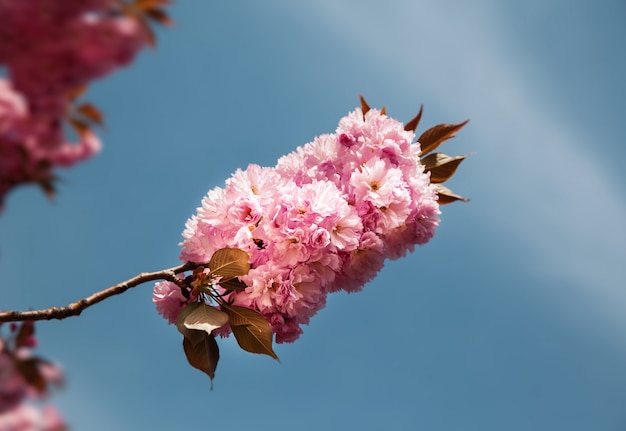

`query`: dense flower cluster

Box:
[0,0,152,209]
[0,322,65,431]
[155,107,441,343]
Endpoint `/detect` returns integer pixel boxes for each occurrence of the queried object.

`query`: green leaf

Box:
[208,248,250,278]
[177,303,229,337]
[421,153,467,183]
[221,304,279,361]
[182,331,220,380]
[418,120,469,156]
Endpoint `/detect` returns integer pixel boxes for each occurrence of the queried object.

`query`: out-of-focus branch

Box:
[0,261,204,322]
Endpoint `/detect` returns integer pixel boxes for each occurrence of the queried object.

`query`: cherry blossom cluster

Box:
[154,107,441,343]
[0,322,65,431]
[0,0,154,209]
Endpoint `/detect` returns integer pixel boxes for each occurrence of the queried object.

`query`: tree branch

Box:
[0,261,204,323]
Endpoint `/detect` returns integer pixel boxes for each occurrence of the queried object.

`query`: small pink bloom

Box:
[0,79,27,134]
[47,130,102,167]
[153,281,189,325]
[41,405,67,431]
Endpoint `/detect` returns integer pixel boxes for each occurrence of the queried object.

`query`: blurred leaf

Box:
[209,248,250,278]
[418,120,469,156]
[37,178,56,201]
[182,332,219,380]
[421,153,467,183]
[67,85,88,101]
[380,106,387,116]
[15,321,34,348]
[76,103,104,126]
[404,105,423,132]
[435,184,469,205]
[219,278,248,292]
[144,8,173,26]
[126,0,173,46]
[16,358,46,393]
[359,94,371,118]
[222,304,279,361]
[138,18,157,46]
[177,303,228,336]
[68,118,90,136]
[135,0,172,8]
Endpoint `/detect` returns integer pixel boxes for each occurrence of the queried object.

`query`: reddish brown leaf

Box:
[380,106,387,116]
[418,120,469,156]
[16,358,47,393]
[76,103,104,126]
[138,18,157,46]
[134,0,172,8]
[230,326,279,361]
[144,8,174,26]
[404,105,423,132]
[359,94,371,118]
[435,184,469,205]
[182,331,220,380]
[125,0,172,46]
[219,278,248,292]
[209,248,250,278]
[421,153,467,183]
[68,119,91,136]
[38,178,57,201]
[177,303,229,336]
[15,321,34,348]
[67,85,88,101]
[222,304,279,361]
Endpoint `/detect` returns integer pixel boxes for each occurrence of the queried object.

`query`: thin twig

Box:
[0,261,204,323]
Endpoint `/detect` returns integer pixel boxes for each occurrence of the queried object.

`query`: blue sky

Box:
[2,1,626,430]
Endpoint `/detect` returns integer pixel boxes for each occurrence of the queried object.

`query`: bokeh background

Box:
[2,1,626,429]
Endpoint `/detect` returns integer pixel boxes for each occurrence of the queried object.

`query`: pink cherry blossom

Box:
[153,280,192,325]
[160,106,441,343]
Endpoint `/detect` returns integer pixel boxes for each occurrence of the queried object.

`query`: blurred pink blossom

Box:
[0,322,66,429]
[0,0,155,209]
[0,404,67,431]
